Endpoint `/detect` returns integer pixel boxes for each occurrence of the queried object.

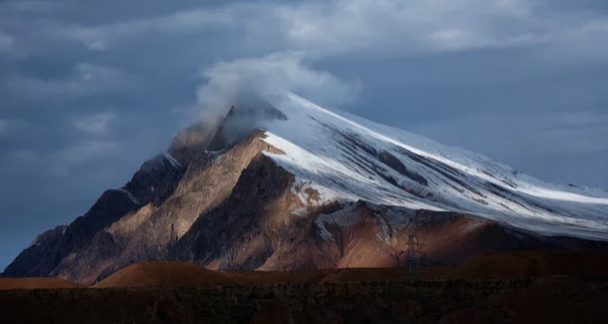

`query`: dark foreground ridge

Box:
[1,275,607,324]
[2,252,608,324]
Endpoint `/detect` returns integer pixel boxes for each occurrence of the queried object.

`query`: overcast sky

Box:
[1,0,607,271]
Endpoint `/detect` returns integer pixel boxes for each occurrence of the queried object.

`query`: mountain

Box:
[3,93,608,283]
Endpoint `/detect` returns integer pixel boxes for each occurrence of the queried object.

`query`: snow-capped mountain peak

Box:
[5,93,607,283]
[252,93,608,240]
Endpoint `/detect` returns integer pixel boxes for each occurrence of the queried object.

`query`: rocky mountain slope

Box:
[3,93,608,284]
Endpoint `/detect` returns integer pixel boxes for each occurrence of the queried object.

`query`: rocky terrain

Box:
[2,94,608,285]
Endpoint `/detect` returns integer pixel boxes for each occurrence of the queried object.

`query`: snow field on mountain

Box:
[256,93,608,240]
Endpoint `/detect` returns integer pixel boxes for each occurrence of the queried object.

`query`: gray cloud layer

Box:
[0,0,607,270]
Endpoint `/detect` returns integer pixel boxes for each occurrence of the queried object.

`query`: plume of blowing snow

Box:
[195,52,360,116]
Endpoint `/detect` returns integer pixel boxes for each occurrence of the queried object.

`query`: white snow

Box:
[376,215,392,244]
[317,206,359,229]
[291,207,308,217]
[286,178,347,207]
[163,153,182,168]
[112,188,140,205]
[314,219,335,242]
[245,92,608,241]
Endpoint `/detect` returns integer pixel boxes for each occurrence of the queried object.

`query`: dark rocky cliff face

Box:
[1,155,185,279]
[124,154,186,206]
[1,226,67,278]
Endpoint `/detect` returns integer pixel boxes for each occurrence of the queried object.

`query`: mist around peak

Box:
[170,52,358,157]
[195,52,359,119]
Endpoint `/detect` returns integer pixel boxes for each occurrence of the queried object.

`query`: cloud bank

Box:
[58,0,608,59]
[47,0,608,118]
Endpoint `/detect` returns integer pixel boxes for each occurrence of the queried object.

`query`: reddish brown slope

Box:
[5,249,608,290]
[93,262,240,288]
[0,278,86,290]
[93,249,608,288]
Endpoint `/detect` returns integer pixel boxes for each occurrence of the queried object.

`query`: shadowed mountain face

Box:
[1,154,185,280]
[3,96,608,284]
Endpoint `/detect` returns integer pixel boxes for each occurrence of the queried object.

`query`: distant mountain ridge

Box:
[3,93,608,283]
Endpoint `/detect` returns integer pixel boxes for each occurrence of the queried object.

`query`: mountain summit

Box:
[3,94,608,283]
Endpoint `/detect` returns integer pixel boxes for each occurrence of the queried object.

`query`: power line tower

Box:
[404,233,424,279]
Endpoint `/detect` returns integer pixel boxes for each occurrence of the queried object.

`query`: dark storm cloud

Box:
[1,0,607,270]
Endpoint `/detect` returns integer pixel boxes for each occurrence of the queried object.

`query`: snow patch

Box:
[314,219,335,242]
[291,207,308,218]
[113,188,140,205]
[285,177,345,207]
[163,153,182,168]
[376,215,392,244]
[317,207,358,229]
